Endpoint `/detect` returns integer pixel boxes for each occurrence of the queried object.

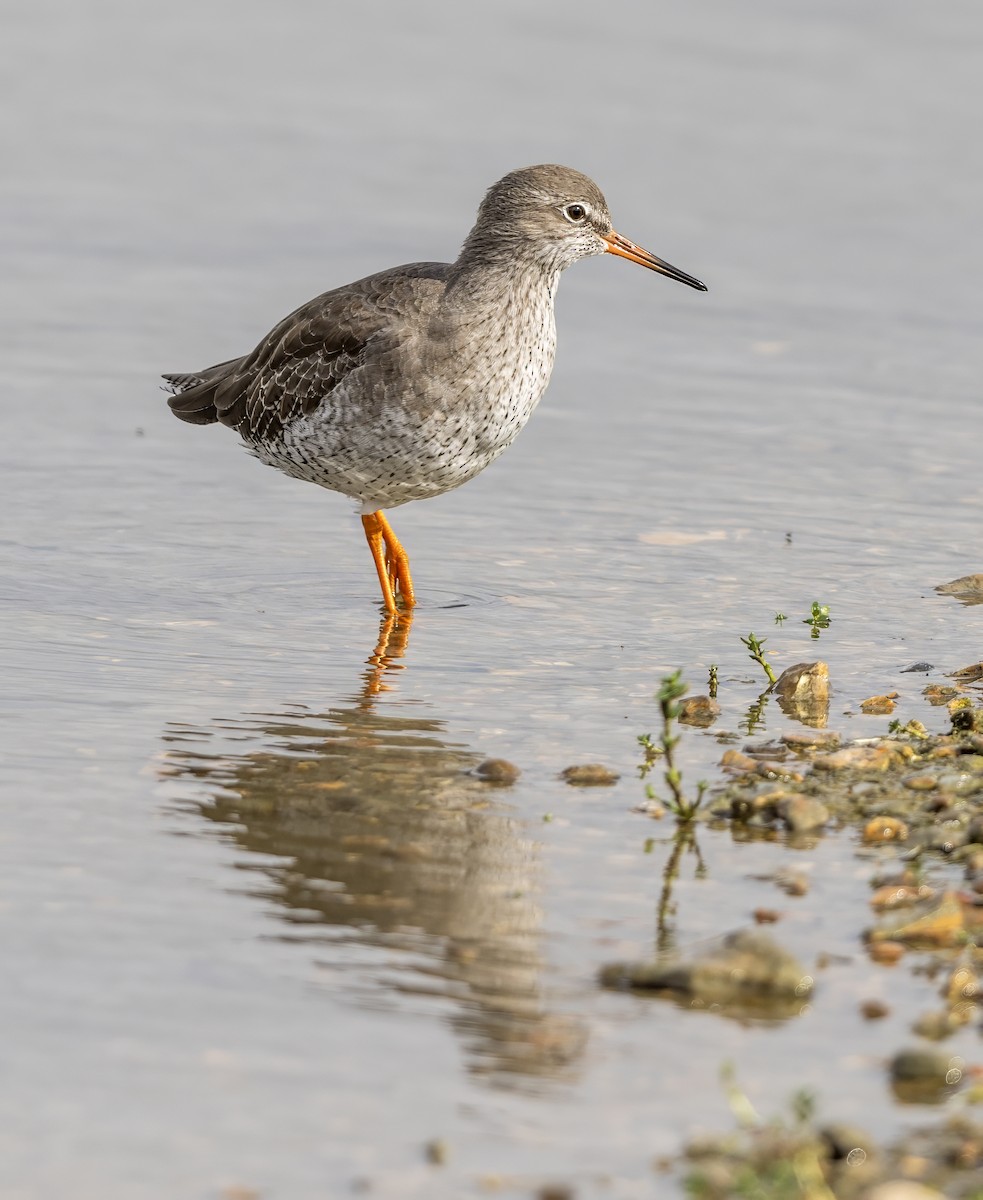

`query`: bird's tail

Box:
[163,357,244,425]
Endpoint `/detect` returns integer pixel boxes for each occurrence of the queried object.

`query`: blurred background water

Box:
[2,0,982,1196]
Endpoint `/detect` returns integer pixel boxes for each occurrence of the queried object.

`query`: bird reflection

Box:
[160,613,585,1087]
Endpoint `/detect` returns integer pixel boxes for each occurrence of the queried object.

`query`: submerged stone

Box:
[599,928,814,1016]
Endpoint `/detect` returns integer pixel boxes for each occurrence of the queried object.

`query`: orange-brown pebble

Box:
[903,774,939,791]
[942,965,979,1005]
[868,940,906,964]
[753,908,782,924]
[863,816,909,843]
[870,884,935,911]
[813,744,908,772]
[860,999,890,1020]
[720,748,758,773]
[880,892,965,948]
[861,693,900,714]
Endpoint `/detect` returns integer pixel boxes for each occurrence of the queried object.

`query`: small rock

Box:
[911,1009,963,1040]
[816,745,910,773]
[890,1049,962,1082]
[778,794,829,834]
[860,999,890,1020]
[475,758,521,785]
[820,1121,877,1162]
[774,661,830,726]
[924,684,958,705]
[560,763,619,786]
[950,705,983,734]
[867,940,905,964]
[889,1047,964,1104]
[424,1138,449,1165]
[901,662,935,673]
[935,575,983,605]
[869,884,934,911]
[781,730,840,750]
[942,964,979,1004]
[600,929,813,1012]
[923,825,968,854]
[752,908,781,924]
[872,891,965,948]
[902,774,938,791]
[863,816,909,843]
[720,748,758,774]
[678,695,721,727]
[774,868,810,896]
[861,692,899,715]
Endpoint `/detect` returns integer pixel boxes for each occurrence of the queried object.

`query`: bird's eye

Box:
[563,203,588,223]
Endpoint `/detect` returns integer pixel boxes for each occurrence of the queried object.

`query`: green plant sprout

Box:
[774,611,787,624]
[636,732,664,779]
[804,601,831,639]
[708,664,718,699]
[683,1066,834,1200]
[648,671,707,822]
[739,693,770,737]
[741,632,777,686]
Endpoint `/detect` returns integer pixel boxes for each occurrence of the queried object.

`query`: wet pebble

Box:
[860,999,890,1020]
[774,868,810,896]
[868,941,905,965]
[889,1047,964,1102]
[861,693,899,715]
[720,748,758,774]
[815,745,910,773]
[600,929,814,1009]
[942,964,979,1004]
[475,758,521,785]
[950,705,983,734]
[869,884,935,911]
[424,1138,448,1165]
[902,774,938,791]
[912,1009,965,1040]
[821,1122,877,1162]
[778,794,829,834]
[863,816,909,843]
[560,763,619,786]
[871,891,965,948]
[774,660,830,724]
[678,695,721,727]
[781,729,840,750]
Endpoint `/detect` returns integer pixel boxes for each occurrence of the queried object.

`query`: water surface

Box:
[3,0,983,1195]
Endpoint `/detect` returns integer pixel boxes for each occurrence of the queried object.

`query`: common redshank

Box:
[165,165,706,612]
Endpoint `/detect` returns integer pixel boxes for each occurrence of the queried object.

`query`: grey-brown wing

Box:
[165,262,449,439]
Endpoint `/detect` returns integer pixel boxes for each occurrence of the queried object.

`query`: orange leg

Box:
[361,511,416,612]
[376,511,416,607]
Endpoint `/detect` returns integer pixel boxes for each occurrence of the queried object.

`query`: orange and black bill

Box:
[603,230,707,291]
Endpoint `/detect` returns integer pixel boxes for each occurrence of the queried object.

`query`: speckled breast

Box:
[248,283,558,513]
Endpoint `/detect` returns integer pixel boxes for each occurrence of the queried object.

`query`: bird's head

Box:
[465,164,706,290]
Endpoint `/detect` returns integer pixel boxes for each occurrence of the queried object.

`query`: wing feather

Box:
[165,263,449,438]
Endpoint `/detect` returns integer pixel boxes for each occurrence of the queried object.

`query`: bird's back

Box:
[164,261,451,443]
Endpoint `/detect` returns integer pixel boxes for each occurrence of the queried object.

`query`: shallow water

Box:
[3,0,983,1195]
